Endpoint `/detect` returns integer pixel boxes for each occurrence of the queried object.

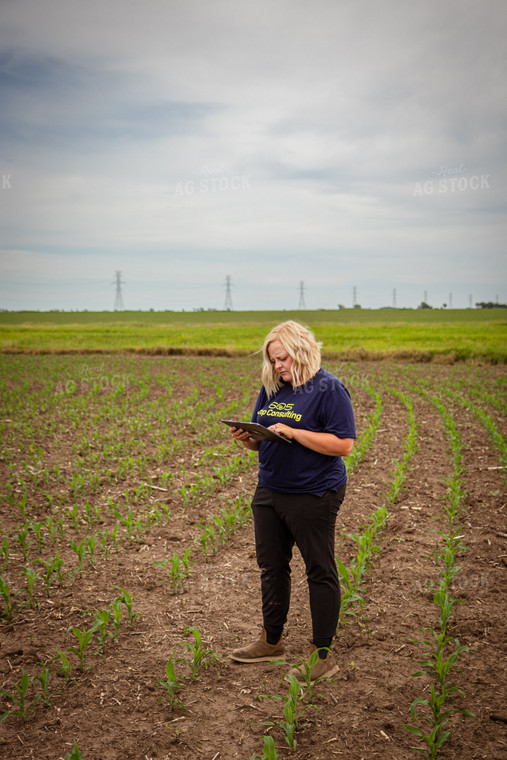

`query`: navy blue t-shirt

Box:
[251,368,356,496]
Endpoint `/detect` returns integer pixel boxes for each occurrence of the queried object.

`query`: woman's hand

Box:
[230,425,250,442]
[269,423,295,440]
[269,424,354,456]
[230,426,260,452]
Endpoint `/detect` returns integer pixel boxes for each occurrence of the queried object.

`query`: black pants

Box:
[251,483,346,649]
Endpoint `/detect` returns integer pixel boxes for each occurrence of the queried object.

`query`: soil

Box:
[0,356,505,760]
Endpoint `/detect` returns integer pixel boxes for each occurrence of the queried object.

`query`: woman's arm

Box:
[269,423,354,457]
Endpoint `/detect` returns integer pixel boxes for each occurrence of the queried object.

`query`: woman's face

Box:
[268,339,294,384]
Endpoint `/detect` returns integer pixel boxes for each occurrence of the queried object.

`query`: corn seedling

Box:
[133,515,144,540]
[21,566,40,607]
[42,489,55,514]
[64,741,84,760]
[176,485,190,511]
[86,534,97,569]
[68,503,81,529]
[280,675,303,749]
[55,516,65,538]
[262,674,305,751]
[155,655,185,711]
[88,472,101,493]
[404,666,474,760]
[35,554,63,597]
[250,735,280,760]
[219,506,237,540]
[52,650,74,684]
[412,632,471,694]
[83,501,94,528]
[110,598,122,641]
[52,551,65,585]
[121,508,136,542]
[335,558,366,623]
[33,661,58,708]
[0,537,9,571]
[16,490,29,521]
[89,608,112,653]
[66,625,95,672]
[44,517,57,545]
[160,501,173,521]
[15,526,30,561]
[154,549,193,594]
[99,531,112,560]
[0,669,34,723]
[113,586,141,626]
[177,626,217,680]
[0,574,14,620]
[30,520,46,554]
[108,523,120,553]
[160,471,173,488]
[271,647,329,704]
[70,537,86,576]
[142,506,160,529]
[194,527,210,558]
[71,472,85,496]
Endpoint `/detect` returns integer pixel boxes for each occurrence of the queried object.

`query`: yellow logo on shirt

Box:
[258,402,302,422]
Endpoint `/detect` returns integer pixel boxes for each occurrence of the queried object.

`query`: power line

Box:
[113,270,125,311]
[224,275,233,310]
[298,281,306,309]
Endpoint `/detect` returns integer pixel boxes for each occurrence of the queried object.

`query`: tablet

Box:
[221,419,292,443]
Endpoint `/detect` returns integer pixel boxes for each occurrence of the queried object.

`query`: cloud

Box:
[0,0,505,311]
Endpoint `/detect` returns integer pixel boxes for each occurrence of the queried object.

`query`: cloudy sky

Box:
[0,0,505,311]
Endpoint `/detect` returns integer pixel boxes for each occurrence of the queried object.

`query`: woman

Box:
[229,320,356,682]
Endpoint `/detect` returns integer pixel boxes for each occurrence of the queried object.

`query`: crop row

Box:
[403,391,475,758]
[337,387,417,626]
[0,355,504,759]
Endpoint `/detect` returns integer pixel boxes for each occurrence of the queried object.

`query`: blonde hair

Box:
[261,320,322,397]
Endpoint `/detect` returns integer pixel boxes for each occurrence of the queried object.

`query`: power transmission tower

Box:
[392,288,397,308]
[298,281,306,309]
[352,286,357,308]
[449,292,453,308]
[224,275,233,310]
[113,271,125,311]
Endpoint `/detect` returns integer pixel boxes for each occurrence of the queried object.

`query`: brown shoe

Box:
[287,645,339,684]
[231,627,284,663]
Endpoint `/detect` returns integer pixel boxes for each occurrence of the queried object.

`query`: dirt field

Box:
[0,355,505,760]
